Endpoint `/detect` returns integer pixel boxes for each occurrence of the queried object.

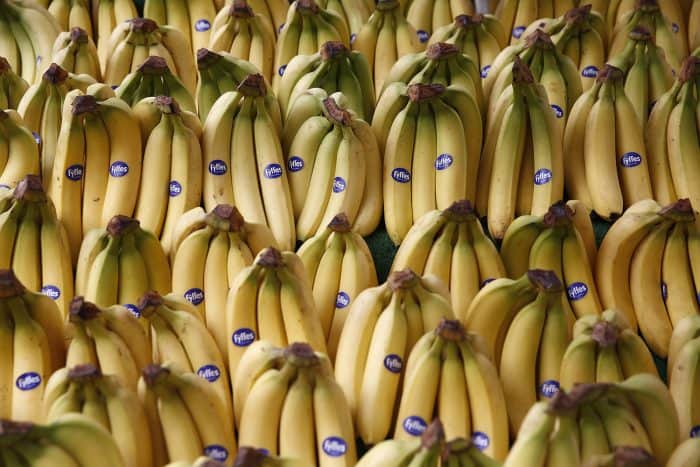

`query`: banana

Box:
[144,0,217,59]
[667,437,700,467]
[502,401,557,466]
[0,58,28,110]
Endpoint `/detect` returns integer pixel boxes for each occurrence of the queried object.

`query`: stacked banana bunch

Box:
[234,342,356,467]
[226,246,327,378]
[478,57,564,239]
[504,375,681,465]
[297,213,377,359]
[0,176,73,315]
[334,269,453,444]
[494,0,575,43]
[116,57,196,112]
[500,200,602,319]
[668,315,700,440]
[208,0,276,82]
[170,204,276,354]
[51,27,102,79]
[402,0,476,39]
[358,420,500,467]
[0,58,28,110]
[202,73,295,250]
[393,319,509,460]
[284,93,380,240]
[391,200,506,320]
[138,362,236,466]
[48,0,93,38]
[75,215,171,307]
[596,199,700,358]
[559,309,658,390]
[143,0,217,56]
[43,364,152,467]
[0,415,124,466]
[0,269,65,423]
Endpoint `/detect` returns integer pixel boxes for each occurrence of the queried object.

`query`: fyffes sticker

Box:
[551,104,564,118]
[32,132,41,145]
[480,65,491,79]
[232,328,256,347]
[620,152,642,168]
[417,30,429,43]
[322,437,348,457]
[383,354,403,373]
[332,177,347,193]
[197,365,221,382]
[471,432,490,451]
[391,168,411,183]
[209,160,228,175]
[204,445,228,462]
[435,154,453,171]
[691,425,700,438]
[336,292,350,308]
[16,372,41,391]
[567,282,588,301]
[195,19,211,32]
[263,163,283,179]
[65,164,84,181]
[403,416,428,436]
[512,26,526,39]
[662,282,668,301]
[278,65,287,77]
[534,168,552,185]
[41,285,60,300]
[287,156,304,172]
[481,278,496,288]
[582,66,599,78]
[124,304,141,318]
[109,161,129,177]
[540,380,560,398]
[184,288,205,305]
[169,180,182,197]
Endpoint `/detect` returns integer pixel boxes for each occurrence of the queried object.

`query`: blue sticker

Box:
[0,184,9,190]
[551,104,564,118]
[322,437,348,457]
[32,132,41,144]
[691,425,700,438]
[41,285,60,300]
[232,328,256,347]
[402,416,428,436]
[209,159,228,175]
[36,55,43,65]
[184,288,205,305]
[278,23,285,33]
[481,278,496,288]
[332,177,346,193]
[109,161,129,177]
[512,26,526,39]
[582,65,599,78]
[434,154,453,171]
[278,65,287,77]
[567,282,588,301]
[471,432,490,451]
[287,156,304,172]
[350,33,357,44]
[417,30,429,43]
[65,164,84,181]
[540,380,560,398]
[534,168,552,185]
[620,152,642,168]
[197,365,221,382]
[111,85,119,90]
[169,181,182,197]
[16,372,41,391]
[480,65,491,79]
[672,23,679,33]
[124,304,141,318]
[383,354,403,373]
[662,282,668,301]
[336,292,350,308]
[195,19,211,32]
[391,168,411,183]
[204,445,228,462]
[263,163,283,179]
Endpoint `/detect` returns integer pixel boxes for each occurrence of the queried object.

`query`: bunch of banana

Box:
[667,315,700,439]
[0,0,60,84]
[202,74,295,250]
[0,415,125,466]
[196,48,261,122]
[144,0,217,59]
[49,90,142,260]
[285,97,379,240]
[208,0,276,82]
[428,14,507,85]
[0,57,28,110]
[356,419,446,467]
[75,215,172,306]
[646,57,700,209]
[42,364,152,467]
[478,59,564,240]
[51,28,102,80]
[48,0,93,39]
[612,199,699,357]
[115,56,196,112]
[138,362,236,466]
[582,447,659,467]
[102,18,197,95]
[603,0,685,52]
[283,89,382,237]
[667,437,700,467]
[493,0,575,44]
[230,447,312,467]
[391,200,506,321]
[232,0,289,37]
[690,0,700,51]
[376,82,481,244]
[484,30,582,133]
[351,0,424,97]
[378,41,484,112]
[65,296,151,390]
[393,319,509,460]
[609,0,687,73]
[334,269,453,444]
[273,0,350,91]
[90,0,138,65]
[18,63,96,183]
[131,96,201,254]
[0,176,74,315]
[277,41,374,120]
[226,247,327,379]
[607,26,674,128]
[235,342,356,466]
[500,201,602,319]
[0,268,65,422]
[0,111,40,192]
[403,0,476,41]
[296,213,377,359]
[138,291,233,425]
[171,204,277,355]
[315,0,369,40]
[559,309,658,391]
[562,64,653,220]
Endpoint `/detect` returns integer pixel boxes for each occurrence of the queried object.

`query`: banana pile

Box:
[51,27,102,79]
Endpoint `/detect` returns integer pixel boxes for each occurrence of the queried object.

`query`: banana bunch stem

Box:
[116,56,196,112]
[51,27,102,81]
